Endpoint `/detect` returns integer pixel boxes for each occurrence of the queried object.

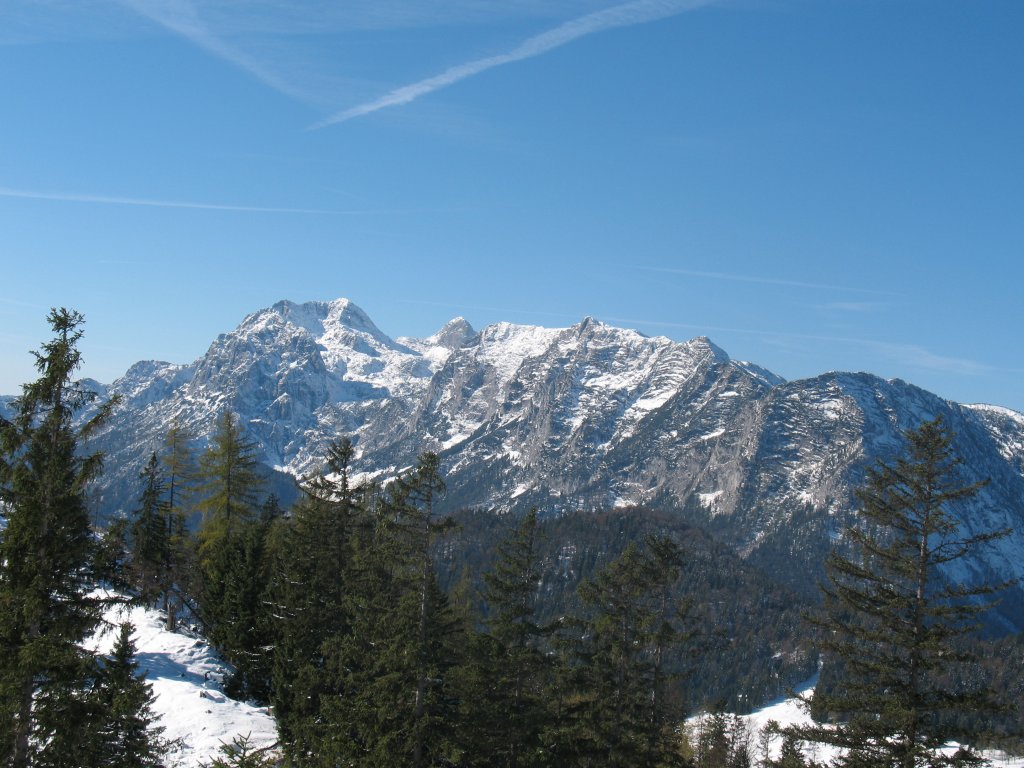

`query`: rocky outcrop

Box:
[62,298,1024,630]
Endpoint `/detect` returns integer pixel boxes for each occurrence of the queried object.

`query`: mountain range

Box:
[5,297,1023,629]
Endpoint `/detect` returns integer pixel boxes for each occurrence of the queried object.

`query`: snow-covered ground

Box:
[89,597,278,767]
[86,602,1022,767]
[720,676,1024,767]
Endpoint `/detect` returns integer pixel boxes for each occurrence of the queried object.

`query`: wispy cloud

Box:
[115,0,312,102]
[641,267,902,296]
[398,298,583,324]
[603,314,989,375]
[0,297,48,310]
[868,342,989,376]
[311,0,716,128]
[820,301,879,312]
[0,186,359,214]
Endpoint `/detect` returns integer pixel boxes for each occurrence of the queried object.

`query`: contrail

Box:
[311,0,716,129]
[117,0,311,102]
[0,186,349,214]
[641,267,904,297]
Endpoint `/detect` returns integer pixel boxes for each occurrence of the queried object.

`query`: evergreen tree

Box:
[193,411,269,698]
[159,418,197,631]
[461,508,550,767]
[127,453,171,604]
[88,622,170,767]
[395,452,462,768]
[0,308,117,768]
[269,438,365,759]
[204,733,278,768]
[551,535,689,767]
[755,720,780,768]
[796,418,1012,767]
[772,733,808,768]
[218,516,275,701]
[692,712,751,768]
[316,453,464,767]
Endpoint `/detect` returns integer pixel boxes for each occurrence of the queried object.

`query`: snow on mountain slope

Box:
[90,598,277,767]
[57,298,1024,631]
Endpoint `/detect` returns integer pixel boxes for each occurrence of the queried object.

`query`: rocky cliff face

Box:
[62,298,1024,629]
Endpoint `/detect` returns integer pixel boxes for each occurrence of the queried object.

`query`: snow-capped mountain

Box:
[67,298,1024,630]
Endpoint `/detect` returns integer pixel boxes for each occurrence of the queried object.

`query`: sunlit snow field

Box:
[88,595,277,767]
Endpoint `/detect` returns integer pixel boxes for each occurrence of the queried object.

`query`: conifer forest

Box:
[1,311,1021,768]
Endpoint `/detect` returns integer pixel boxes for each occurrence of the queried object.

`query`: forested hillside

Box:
[3,310,1021,767]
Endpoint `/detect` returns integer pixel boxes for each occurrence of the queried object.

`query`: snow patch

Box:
[725,677,1024,767]
[88,596,277,767]
[698,490,723,508]
[476,322,561,385]
[698,428,726,442]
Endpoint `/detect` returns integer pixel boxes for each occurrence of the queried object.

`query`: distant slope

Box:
[437,507,817,712]
[37,297,1024,632]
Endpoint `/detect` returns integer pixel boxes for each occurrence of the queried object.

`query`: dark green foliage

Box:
[159,419,197,631]
[956,632,1024,750]
[352,453,464,767]
[203,733,278,768]
[87,622,170,767]
[127,453,172,604]
[796,418,1012,767]
[689,711,753,768]
[193,411,271,699]
[94,515,131,592]
[436,507,816,713]
[270,450,466,767]
[216,516,275,701]
[457,508,550,767]
[548,535,690,767]
[772,732,808,768]
[268,438,364,756]
[0,309,117,768]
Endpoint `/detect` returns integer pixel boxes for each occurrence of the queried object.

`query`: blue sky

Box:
[1,0,1022,411]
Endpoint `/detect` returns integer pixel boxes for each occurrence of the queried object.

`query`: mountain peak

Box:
[263,298,400,351]
[688,335,731,363]
[428,317,477,350]
[324,298,380,335]
[572,315,611,336]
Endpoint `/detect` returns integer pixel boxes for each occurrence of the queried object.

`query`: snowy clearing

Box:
[88,596,278,767]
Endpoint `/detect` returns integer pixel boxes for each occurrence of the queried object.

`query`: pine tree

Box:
[461,508,550,767]
[269,438,366,759]
[692,711,751,768]
[755,719,780,768]
[88,622,170,767]
[796,417,1012,767]
[551,535,689,767]
[193,411,267,688]
[218,516,275,701]
[159,418,197,631]
[394,452,462,768]
[204,733,278,768]
[773,733,808,768]
[315,453,464,767]
[0,308,117,768]
[128,453,171,604]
